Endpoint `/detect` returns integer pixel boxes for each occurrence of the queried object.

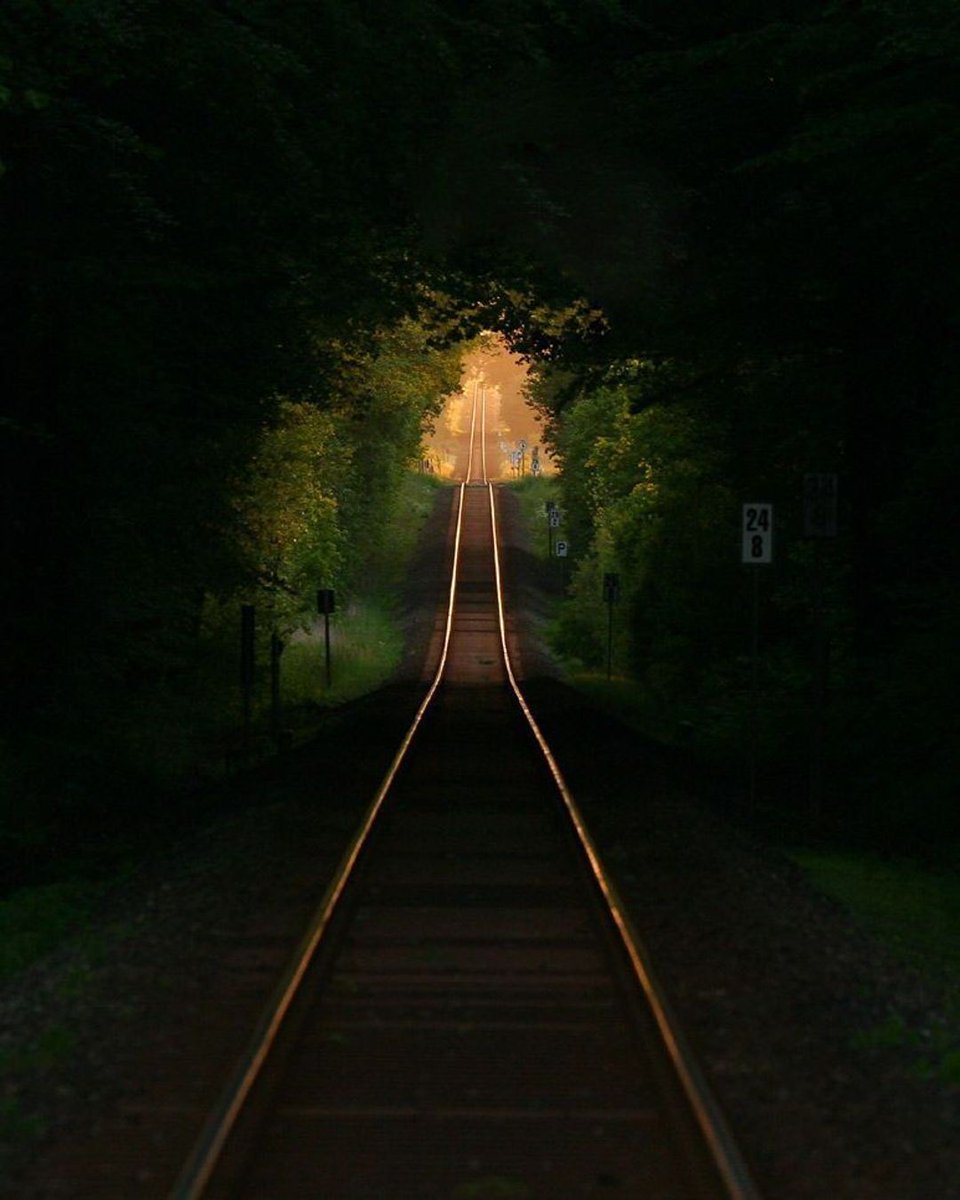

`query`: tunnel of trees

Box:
[2,0,959,868]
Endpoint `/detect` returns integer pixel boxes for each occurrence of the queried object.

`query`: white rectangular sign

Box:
[742,503,773,563]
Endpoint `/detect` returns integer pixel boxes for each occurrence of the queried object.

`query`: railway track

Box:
[171,384,760,1199]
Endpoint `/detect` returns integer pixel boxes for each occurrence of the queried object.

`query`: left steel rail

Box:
[168,369,487,1195]
[488,483,762,1200]
[171,372,490,1198]
[168,481,470,1200]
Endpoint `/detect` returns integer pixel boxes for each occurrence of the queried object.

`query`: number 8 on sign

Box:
[741,503,773,564]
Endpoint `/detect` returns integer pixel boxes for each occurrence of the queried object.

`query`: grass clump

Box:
[506,475,561,564]
[0,1096,44,1145]
[0,882,102,981]
[851,1010,960,1085]
[0,1025,76,1074]
[452,1178,532,1199]
[790,850,960,982]
[792,849,960,1083]
[282,601,405,711]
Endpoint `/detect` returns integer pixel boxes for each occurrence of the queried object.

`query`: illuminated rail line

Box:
[464,376,488,483]
[170,384,758,1200]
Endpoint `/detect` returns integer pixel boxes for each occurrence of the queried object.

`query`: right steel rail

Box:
[168,481,470,1200]
[489,482,762,1200]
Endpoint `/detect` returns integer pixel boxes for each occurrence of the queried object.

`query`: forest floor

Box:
[1,484,958,1198]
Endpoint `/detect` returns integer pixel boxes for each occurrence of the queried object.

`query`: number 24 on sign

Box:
[742,504,773,563]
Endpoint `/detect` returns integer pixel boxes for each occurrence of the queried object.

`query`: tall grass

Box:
[791,850,960,985]
[282,601,404,711]
[1,473,446,883]
[792,849,960,1081]
[274,471,442,716]
[0,471,445,985]
[508,475,561,564]
[0,881,101,981]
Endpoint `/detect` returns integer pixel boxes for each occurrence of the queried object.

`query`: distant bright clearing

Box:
[424,336,554,479]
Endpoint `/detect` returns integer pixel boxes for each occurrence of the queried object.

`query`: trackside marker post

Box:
[545,499,557,556]
[803,474,839,820]
[317,589,335,688]
[240,604,255,755]
[603,572,620,680]
[741,504,773,806]
[270,632,284,742]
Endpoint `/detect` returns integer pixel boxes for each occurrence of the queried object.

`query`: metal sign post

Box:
[317,589,336,688]
[240,604,255,755]
[741,505,773,806]
[603,572,620,680]
[545,500,558,557]
[270,631,285,743]
[803,474,838,820]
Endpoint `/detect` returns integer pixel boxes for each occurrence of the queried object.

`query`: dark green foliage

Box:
[3,0,959,867]
[0,0,473,865]
[516,2,960,854]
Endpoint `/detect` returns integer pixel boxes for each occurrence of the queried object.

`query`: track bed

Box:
[179,481,752,1199]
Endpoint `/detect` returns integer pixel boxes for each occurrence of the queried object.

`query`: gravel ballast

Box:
[1,484,957,1198]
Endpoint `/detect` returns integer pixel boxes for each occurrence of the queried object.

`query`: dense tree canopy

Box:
[516,0,960,846]
[3,0,959,851]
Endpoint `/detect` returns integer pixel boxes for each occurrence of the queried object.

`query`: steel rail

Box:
[465,376,488,484]
[170,371,491,1199]
[486,480,763,1200]
[170,375,759,1198]
[168,479,470,1200]
[465,376,479,482]
[480,381,487,480]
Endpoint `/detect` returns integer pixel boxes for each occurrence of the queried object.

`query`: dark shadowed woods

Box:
[2,0,959,867]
